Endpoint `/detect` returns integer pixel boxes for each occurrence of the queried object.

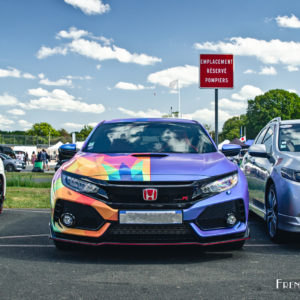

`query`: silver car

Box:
[0,153,24,172]
[241,117,300,242]
[0,158,5,214]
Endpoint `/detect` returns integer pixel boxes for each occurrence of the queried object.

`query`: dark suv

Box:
[0,145,15,158]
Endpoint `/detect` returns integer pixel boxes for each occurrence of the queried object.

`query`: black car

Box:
[0,145,16,158]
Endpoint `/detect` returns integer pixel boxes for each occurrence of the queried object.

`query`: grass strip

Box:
[6,173,53,188]
[4,187,51,209]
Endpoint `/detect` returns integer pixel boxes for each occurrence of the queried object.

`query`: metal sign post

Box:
[199,54,234,147]
[215,89,218,145]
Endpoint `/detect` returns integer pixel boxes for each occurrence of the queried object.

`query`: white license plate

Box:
[119,210,182,224]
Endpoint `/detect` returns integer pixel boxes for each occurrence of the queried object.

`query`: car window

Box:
[255,127,268,144]
[263,127,273,153]
[83,122,216,154]
[279,124,300,152]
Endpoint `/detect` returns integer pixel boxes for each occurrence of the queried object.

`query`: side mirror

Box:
[222,144,241,157]
[248,144,268,158]
[58,144,78,161]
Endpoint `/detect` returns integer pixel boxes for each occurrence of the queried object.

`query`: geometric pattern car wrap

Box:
[51,154,151,238]
[63,153,151,181]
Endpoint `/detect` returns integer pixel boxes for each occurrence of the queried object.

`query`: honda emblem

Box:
[143,189,158,201]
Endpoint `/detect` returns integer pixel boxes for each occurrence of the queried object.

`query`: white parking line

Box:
[244,244,281,247]
[0,244,54,247]
[4,209,49,213]
[0,234,48,239]
[0,243,284,248]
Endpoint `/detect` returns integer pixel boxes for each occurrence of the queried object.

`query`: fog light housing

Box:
[61,213,75,227]
[226,213,237,227]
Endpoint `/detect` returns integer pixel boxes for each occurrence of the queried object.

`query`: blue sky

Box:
[1,0,300,132]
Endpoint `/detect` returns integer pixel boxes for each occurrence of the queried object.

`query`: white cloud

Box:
[63,121,98,130]
[288,89,298,94]
[7,109,25,116]
[28,87,49,97]
[39,78,73,87]
[37,46,68,59]
[0,93,19,106]
[27,88,105,114]
[183,109,233,127]
[37,34,161,66]
[65,75,92,80]
[22,73,36,79]
[231,85,263,101]
[276,14,300,28]
[63,122,84,130]
[0,67,20,78]
[0,67,35,79]
[69,38,162,65]
[259,66,277,75]
[218,98,247,111]
[286,65,299,72]
[118,107,165,118]
[96,64,101,70]
[88,122,98,127]
[243,69,256,74]
[56,27,89,40]
[194,37,300,67]
[0,114,14,129]
[38,73,45,79]
[115,82,146,91]
[64,0,110,15]
[147,65,198,88]
[18,120,32,130]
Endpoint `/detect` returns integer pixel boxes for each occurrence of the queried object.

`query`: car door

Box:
[248,126,275,209]
[242,126,268,208]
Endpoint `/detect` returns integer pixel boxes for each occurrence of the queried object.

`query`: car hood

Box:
[62,152,237,181]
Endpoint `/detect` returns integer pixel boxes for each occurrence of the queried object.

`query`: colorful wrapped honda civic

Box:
[50,118,249,249]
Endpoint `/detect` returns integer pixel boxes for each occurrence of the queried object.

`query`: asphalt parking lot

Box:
[0,209,299,300]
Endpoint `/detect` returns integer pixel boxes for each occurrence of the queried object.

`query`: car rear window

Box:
[83,122,216,154]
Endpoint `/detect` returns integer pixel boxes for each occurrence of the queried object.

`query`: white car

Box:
[0,158,6,214]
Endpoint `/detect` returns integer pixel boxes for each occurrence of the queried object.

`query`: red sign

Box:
[200,54,234,89]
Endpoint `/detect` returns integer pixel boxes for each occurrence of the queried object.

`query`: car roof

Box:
[102,118,199,124]
[279,119,300,125]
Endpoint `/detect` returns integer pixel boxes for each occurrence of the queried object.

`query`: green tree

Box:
[76,125,93,141]
[246,89,300,138]
[27,122,60,137]
[221,115,246,141]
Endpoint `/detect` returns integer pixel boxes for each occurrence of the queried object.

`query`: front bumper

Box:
[50,223,250,246]
[50,170,249,246]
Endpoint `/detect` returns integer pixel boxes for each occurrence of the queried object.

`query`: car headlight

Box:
[193,173,238,198]
[61,173,108,198]
[281,167,300,182]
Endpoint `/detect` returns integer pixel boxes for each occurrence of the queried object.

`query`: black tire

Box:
[0,200,3,214]
[53,240,73,250]
[5,164,14,172]
[266,184,283,243]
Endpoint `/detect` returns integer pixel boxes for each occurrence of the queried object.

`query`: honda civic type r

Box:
[50,119,249,249]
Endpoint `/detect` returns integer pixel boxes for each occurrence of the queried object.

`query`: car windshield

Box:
[0,153,11,159]
[83,122,216,154]
[279,124,300,152]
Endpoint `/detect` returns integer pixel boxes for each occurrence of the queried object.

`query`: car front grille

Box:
[103,223,198,243]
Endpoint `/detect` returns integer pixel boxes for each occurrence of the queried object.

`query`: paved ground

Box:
[0,209,299,300]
